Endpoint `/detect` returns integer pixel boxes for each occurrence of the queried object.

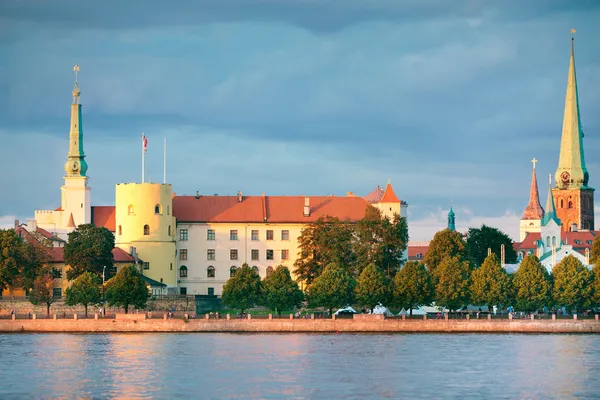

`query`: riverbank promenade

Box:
[1,313,599,333]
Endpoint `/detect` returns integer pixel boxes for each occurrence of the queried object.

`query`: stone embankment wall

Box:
[1,316,599,334]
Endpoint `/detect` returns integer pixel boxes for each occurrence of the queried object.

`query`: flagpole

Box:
[163,136,167,184]
[142,132,145,183]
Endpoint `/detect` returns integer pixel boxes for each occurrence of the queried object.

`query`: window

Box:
[208,287,215,295]
[180,229,189,241]
[230,230,238,240]
[170,263,173,271]
[587,240,593,245]
[251,249,259,260]
[552,237,556,246]
[154,204,161,214]
[416,253,422,259]
[118,225,122,236]
[207,249,215,260]
[207,266,215,278]
[167,206,170,215]
[168,226,171,236]
[179,249,188,260]
[230,266,237,277]
[281,230,289,241]
[52,288,62,298]
[575,240,581,245]
[266,249,274,260]
[252,266,259,274]
[128,205,134,215]
[266,230,274,240]
[230,249,238,260]
[546,236,551,247]
[180,266,188,278]
[52,267,62,279]
[281,249,289,260]
[266,266,274,276]
[180,287,187,295]
[143,262,150,270]
[251,230,259,241]
[568,201,573,209]
[207,229,215,240]
[144,225,150,235]
[560,199,564,208]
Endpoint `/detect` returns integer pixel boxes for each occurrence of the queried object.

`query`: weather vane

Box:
[72,65,81,104]
[73,64,80,83]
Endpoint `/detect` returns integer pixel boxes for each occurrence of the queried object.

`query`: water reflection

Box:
[0,333,599,399]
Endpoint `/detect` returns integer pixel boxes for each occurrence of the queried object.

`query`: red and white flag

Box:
[142,134,148,153]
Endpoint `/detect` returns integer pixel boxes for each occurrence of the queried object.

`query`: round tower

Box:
[115,183,176,287]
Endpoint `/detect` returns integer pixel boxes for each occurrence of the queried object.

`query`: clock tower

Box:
[60,65,91,229]
[552,33,594,231]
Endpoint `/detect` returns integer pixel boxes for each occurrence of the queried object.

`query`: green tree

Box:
[308,263,356,314]
[294,216,356,285]
[355,263,390,312]
[590,235,600,266]
[0,229,29,291]
[29,273,56,315]
[513,254,551,312]
[552,255,593,312]
[424,229,466,280]
[105,265,148,313]
[592,263,600,309]
[64,224,115,281]
[222,263,263,313]
[262,265,304,315]
[65,271,102,316]
[466,225,517,267]
[435,256,471,311]
[18,237,53,292]
[392,261,434,316]
[470,253,513,310]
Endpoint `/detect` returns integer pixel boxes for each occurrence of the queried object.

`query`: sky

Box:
[1,0,599,241]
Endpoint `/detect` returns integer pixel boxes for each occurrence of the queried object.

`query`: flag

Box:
[142,134,148,153]
[571,28,576,34]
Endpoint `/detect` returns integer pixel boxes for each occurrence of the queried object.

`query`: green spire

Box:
[447,205,456,231]
[64,65,88,177]
[542,175,561,227]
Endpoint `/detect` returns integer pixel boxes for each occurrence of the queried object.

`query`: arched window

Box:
[128,205,135,215]
[118,225,122,236]
[144,225,150,235]
[168,225,171,236]
[559,199,564,208]
[568,201,573,209]
[252,266,259,274]
[416,253,422,259]
[167,206,170,215]
[154,204,161,214]
[552,236,556,246]
[546,236,550,247]
[266,266,273,276]
[179,266,188,278]
[230,266,237,277]
[207,266,215,278]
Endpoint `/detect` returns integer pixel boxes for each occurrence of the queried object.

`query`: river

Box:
[0,333,598,399]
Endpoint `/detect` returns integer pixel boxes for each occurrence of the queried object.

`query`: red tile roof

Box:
[92,206,116,232]
[364,186,384,204]
[49,247,135,263]
[173,195,372,223]
[380,183,401,203]
[517,230,597,254]
[408,245,429,260]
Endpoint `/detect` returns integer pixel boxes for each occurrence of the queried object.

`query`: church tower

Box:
[60,65,91,228]
[520,158,544,241]
[552,33,594,231]
[447,206,456,231]
[541,175,561,253]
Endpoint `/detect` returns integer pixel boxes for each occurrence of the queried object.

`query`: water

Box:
[0,333,599,399]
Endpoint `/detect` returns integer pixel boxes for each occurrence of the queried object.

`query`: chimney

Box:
[303,197,310,217]
[346,192,355,197]
[27,219,37,231]
[14,219,19,229]
[195,191,200,199]
[237,191,243,202]
[571,223,578,232]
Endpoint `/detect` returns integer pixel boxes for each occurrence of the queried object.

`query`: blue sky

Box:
[1,0,599,241]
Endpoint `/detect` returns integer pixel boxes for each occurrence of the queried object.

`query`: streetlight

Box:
[102,266,106,316]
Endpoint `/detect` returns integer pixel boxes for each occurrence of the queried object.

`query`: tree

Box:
[294,216,356,285]
[65,272,102,316]
[392,261,434,316]
[513,254,551,312]
[18,236,53,292]
[435,256,471,311]
[308,263,356,314]
[470,253,513,310]
[552,255,593,312]
[592,263,600,309]
[221,263,263,313]
[105,265,148,313]
[424,229,466,279]
[29,274,56,315]
[355,263,389,312]
[262,265,304,315]
[466,225,517,267]
[64,224,115,281]
[590,235,600,266]
[0,229,29,291]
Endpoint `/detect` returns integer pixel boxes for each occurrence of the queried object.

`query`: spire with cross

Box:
[72,65,81,104]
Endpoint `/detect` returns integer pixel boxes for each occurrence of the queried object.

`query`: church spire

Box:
[555,30,589,189]
[447,203,456,231]
[542,175,561,226]
[64,65,88,177]
[522,158,544,219]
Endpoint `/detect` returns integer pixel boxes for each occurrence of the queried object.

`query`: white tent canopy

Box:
[372,304,394,316]
[334,306,358,315]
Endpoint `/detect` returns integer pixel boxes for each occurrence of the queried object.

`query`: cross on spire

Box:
[531,158,538,169]
[73,64,80,83]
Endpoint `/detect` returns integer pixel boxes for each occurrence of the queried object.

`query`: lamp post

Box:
[102,266,106,316]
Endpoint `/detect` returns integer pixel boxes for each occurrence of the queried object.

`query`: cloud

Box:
[0,216,16,230]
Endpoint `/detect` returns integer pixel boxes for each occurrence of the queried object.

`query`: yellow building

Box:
[115,183,177,287]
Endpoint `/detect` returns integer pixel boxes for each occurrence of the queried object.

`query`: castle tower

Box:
[552,32,595,231]
[520,158,544,241]
[541,175,561,253]
[373,178,407,220]
[115,183,177,287]
[447,206,456,231]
